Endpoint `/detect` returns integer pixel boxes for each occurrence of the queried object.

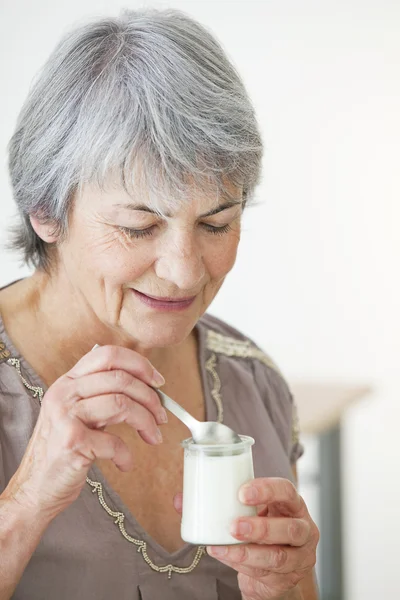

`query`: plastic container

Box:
[180,435,256,545]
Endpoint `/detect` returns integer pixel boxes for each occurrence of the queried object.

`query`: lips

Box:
[135,291,196,302]
[132,289,196,311]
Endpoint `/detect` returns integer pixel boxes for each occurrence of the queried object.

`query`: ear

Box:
[29,215,58,243]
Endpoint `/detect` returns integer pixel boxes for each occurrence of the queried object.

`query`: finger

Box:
[70,394,163,445]
[207,542,314,575]
[239,478,304,516]
[71,428,134,472]
[67,345,165,388]
[231,516,311,547]
[173,492,183,514]
[65,370,168,425]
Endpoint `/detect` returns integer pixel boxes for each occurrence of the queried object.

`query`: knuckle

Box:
[148,387,162,409]
[270,546,288,570]
[102,345,119,369]
[63,423,86,452]
[259,518,270,541]
[137,358,154,382]
[42,380,66,408]
[62,374,84,404]
[289,519,307,544]
[130,378,155,409]
[71,452,93,471]
[113,369,131,388]
[72,401,88,423]
[234,545,248,563]
[113,393,129,414]
[288,570,303,587]
[140,406,157,428]
[227,544,248,564]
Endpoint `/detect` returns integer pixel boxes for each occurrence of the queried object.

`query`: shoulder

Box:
[198,312,284,380]
[198,313,303,464]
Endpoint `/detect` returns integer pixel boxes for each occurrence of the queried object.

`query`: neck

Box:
[0,271,188,386]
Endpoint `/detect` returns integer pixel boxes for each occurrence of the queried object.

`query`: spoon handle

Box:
[155,389,199,432]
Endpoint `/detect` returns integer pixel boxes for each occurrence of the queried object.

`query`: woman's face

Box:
[55,180,243,348]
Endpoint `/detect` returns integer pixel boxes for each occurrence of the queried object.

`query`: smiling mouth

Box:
[132,289,197,311]
[135,291,197,302]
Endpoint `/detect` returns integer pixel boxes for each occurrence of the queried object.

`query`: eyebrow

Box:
[115,200,243,218]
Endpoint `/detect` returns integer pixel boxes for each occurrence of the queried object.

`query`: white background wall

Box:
[1,1,399,598]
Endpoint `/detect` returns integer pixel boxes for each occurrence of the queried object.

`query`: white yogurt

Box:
[181,436,257,545]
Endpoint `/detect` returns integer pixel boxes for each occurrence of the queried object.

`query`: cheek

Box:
[205,234,240,280]
[60,225,155,284]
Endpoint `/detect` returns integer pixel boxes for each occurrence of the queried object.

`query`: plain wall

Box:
[1,2,399,598]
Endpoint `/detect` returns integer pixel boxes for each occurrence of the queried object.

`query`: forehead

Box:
[77,175,242,216]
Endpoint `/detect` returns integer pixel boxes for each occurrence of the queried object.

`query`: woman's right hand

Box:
[3,345,167,521]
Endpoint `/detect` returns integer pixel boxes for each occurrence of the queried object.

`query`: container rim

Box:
[181,434,255,451]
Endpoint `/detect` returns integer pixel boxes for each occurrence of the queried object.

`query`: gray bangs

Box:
[7,7,263,268]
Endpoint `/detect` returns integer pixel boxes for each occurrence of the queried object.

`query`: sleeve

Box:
[251,355,304,466]
[0,433,4,495]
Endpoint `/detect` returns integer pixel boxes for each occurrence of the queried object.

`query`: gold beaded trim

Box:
[204,353,223,422]
[7,358,44,403]
[5,355,217,578]
[206,328,301,449]
[291,402,301,446]
[206,329,282,376]
[0,340,11,363]
[85,476,206,578]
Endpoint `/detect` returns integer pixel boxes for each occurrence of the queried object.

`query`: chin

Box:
[121,312,197,348]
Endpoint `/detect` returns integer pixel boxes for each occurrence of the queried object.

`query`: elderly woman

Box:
[0,8,319,600]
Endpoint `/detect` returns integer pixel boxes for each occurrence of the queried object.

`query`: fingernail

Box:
[159,408,168,424]
[91,344,100,351]
[208,546,228,557]
[239,484,258,503]
[231,520,252,536]
[152,370,165,387]
[155,428,163,444]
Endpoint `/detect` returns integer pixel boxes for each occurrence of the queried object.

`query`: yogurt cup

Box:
[180,435,257,545]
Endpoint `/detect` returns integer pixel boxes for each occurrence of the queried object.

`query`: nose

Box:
[154,232,206,291]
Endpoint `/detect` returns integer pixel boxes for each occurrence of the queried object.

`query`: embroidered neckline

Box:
[6,353,214,578]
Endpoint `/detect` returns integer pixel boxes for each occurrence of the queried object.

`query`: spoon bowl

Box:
[156,389,242,445]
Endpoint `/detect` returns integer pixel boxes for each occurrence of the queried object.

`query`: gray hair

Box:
[7,7,263,271]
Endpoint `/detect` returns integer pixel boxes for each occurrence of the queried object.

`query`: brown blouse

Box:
[0,311,303,600]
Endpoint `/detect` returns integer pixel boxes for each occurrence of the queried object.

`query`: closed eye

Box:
[119,223,233,239]
[201,223,232,235]
[118,226,156,239]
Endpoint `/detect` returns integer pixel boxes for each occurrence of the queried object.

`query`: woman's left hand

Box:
[207,477,319,600]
